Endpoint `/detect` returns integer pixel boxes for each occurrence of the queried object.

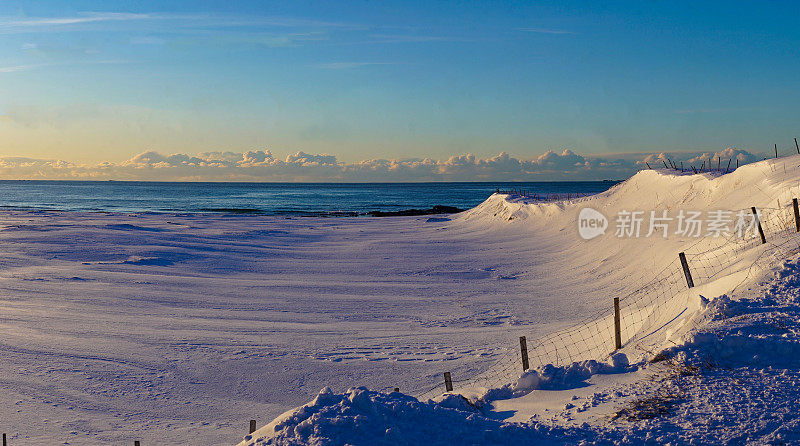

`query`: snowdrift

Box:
[241,156,800,446]
[239,387,581,446]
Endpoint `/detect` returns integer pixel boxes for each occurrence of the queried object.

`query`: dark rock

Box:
[366,205,465,217]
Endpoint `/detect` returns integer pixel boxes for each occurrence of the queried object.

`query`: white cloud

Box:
[0,148,766,182]
[0,12,155,34]
[0,64,33,73]
[10,12,153,27]
[0,12,360,35]
[640,148,764,170]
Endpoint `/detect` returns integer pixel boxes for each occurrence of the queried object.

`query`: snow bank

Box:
[238,387,585,446]
[455,157,800,377]
[246,156,800,444]
[243,252,800,445]
[483,353,632,400]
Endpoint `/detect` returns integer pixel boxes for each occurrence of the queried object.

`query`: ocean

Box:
[0,180,620,216]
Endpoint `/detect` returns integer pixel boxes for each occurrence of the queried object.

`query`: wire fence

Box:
[415,199,800,400]
[497,189,596,202]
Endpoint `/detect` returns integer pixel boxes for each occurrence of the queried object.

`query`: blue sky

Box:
[0,1,797,179]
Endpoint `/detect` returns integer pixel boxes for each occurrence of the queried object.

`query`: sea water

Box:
[0,181,620,215]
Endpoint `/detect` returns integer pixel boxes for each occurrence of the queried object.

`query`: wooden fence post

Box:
[443,372,453,392]
[794,198,800,232]
[613,297,622,351]
[775,144,779,158]
[3,433,6,446]
[679,252,694,288]
[249,420,257,434]
[795,137,799,154]
[752,207,766,244]
[519,336,530,371]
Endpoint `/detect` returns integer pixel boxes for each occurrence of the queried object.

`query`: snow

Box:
[241,157,800,445]
[3,156,800,444]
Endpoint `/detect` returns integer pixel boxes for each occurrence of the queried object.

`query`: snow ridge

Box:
[242,157,800,445]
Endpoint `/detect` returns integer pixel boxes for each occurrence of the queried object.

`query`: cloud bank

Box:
[0,148,768,182]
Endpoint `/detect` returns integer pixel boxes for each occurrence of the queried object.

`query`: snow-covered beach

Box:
[4,1,798,444]
[3,156,800,444]
[0,195,615,444]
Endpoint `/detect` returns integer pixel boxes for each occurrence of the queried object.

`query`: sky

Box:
[0,1,797,181]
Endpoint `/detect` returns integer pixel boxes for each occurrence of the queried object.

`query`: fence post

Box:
[3,433,6,446]
[752,207,766,244]
[613,297,622,351]
[443,372,453,392]
[519,336,530,371]
[249,420,257,434]
[134,442,140,446]
[679,252,694,288]
[794,199,800,232]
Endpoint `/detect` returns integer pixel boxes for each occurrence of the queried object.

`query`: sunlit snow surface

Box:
[0,209,591,444]
[4,156,800,444]
[245,157,800,445]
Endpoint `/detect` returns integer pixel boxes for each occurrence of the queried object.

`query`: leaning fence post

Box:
[249,420,257,434]
[613,297,622,351]
[794,199,800,232]
[519,336,530,371]
[443,372,453,392]
[752,207,766,244]
[679,252,694,288]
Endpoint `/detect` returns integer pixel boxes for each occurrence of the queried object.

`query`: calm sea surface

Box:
[0,181,621,216]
